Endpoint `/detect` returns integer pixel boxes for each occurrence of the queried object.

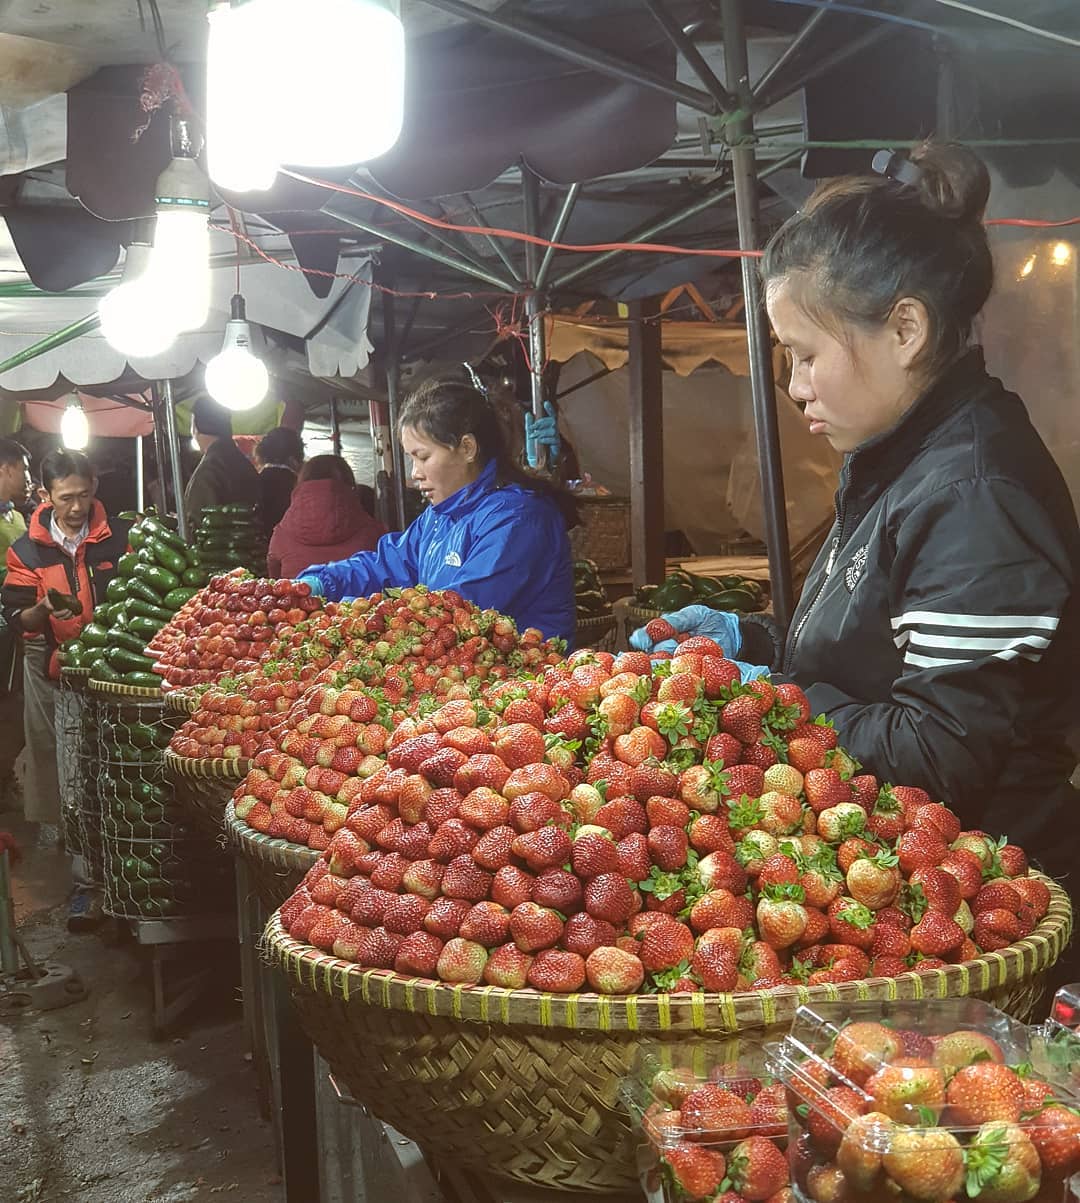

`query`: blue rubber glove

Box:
[525,401,560,468]
[297,573,325,597]
[629,604,769,683]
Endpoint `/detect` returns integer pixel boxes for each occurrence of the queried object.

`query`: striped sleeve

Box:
[805,476,1074,813]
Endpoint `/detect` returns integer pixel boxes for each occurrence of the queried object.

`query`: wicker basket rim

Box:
[163,691,199,715]
[89,678,162,698]
[575,614,616,628]
[163,748,249,780]
[60,666,93,678]
[223,801,322,871]
[263,876,1071,1033]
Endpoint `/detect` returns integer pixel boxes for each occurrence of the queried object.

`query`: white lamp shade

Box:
[206,2,281,192]
[61,404,90,450]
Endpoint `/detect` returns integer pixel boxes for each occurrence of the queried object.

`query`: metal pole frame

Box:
[382,289,408,530]
[159,379,189,542]
[752,21,893,113]
[551,151,800,291]
[521,164,548,440]
[149,384,170,518]
[721,0,794,631]
[135,434,146,512]
[751,0,836,103]
[643,0,738,112]
[325,195,517,293]
[535,182,581,292]
[413,0,719,114]
[461,193,525,284]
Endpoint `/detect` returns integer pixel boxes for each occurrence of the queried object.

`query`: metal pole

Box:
[721,0,794,630]
[329,397,342,457]
[0,312,100,380]
[521,165,548,471]
[135,434,146,512]
[159,379,189,542]
[551,152,800,291]
[382,291,407,530]
[461,194,524,283]
[150,385,170,515]
[325,196,516,292]
[643,0,737,111]
[753,23,892,113]
[413,0,719,114]
[751,0,835,103]
[535,183,581,292]
[0,849,17,974]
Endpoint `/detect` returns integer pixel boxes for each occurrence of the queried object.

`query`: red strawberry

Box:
[996,843,1029,877]
[383,894,431,935]
[501,698,545,727]
[740,940,782,984]
[527,948,586,992]
[865,1058,945,1124]
[561,912,617,957]
[837,836,878,875]
[786,737,827,774]
[531,868,583,913]
[719,694,769,743]
[436,937,488,983]
[896,827,947,875]
[644,617,677,642]
[429,818,480,863]
[1023,1104,1080,1180]
[1008,876,1050,918]
[583,873,636,924]
[848,772,879,812]
[931,1030,1005,1079]
[723,763,765,799]
[453,753,510,796]
[509,902,564,952]
[663,1143,728,1200]
[491,723,546,769]
[726,1135,789,1201]
[645,794,692,827]
[507,791,563,833]
[803,768,852,814]
[440,854,493,902]
[394,931,444,976]
[482,942,532,988]
[973,880,1023,916]
[681,1084,754,1139]
[912,802,962,844]
[647,824,689,871]
[869,923,911,959]
[585,946,644,994]
[909,910,964,956]
[806,1085,865,1156]
[939,850,984,900]
[615,832,652,881]
[910,866,961,915]
[691,942,739,991]
[459,787,509,831]
[945,1062,1024,1126]
[570,829,619,879]
[490,865,535,910]
[875,905,912,931]
[688,890,753,934]
[613,725,667,767]
[704,732,742,764]
[594,797,648,840]
[698,849,750,894]
[832,1021,903,1086]
[688,813,735,856]
[973,907,1023,951]
[795,907,831,950]
[458,901,511,947]
[471,825,516,872]
[370,853,409,892]
[637,918,695,973]
[746,1081,787,1137]
[757,853,800,890]
[756,884,808,949]
[827,895,876,950]
[512,825,572,872]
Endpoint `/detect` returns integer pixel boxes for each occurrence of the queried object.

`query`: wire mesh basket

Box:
[58,670,104,885]
[95,697,233,921]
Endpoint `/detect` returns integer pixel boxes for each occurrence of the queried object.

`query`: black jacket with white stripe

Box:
[783,349,1080,874]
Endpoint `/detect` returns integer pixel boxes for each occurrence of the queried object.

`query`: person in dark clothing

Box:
[267,455,386,580]
[635,142,1080,991]
[184,396,261,531]
[255,426,305,536]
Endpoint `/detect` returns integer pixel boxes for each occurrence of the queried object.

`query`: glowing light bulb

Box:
[61,402,90,450]
[206,2,281,192]
[99,245,180,357]
[148,138,211,332]
[205,294,270,411]
[1051,242,1072,267]
[1019,254,1037,279]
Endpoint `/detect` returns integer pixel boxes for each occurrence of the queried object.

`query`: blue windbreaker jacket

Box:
[303,460,575,644]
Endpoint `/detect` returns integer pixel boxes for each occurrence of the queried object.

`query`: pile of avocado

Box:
[634,567,767,614]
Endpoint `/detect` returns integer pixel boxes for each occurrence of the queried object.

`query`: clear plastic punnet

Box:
[769,997,1080,1203]
[620,1038,793,1203]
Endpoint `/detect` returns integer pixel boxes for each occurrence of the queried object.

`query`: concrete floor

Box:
[1,814,285,1203]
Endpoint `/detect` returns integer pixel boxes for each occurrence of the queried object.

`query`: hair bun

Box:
[909,140,990,223]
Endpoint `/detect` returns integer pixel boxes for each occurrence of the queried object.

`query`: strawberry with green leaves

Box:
[846,851,901,910]
[826,895,876,951]
[1023,1104,1080,1180]
[678,761,729,813]
[816,801,868,844]
[662,1143,728,1200]
[756,883,808,949]
[725,1135,790,1201]
[864,1058,945,1124]
[945,1062,1025,1126]
[637,917,695,974]
[882,1126,964,1201]
[964,1122,1041,1203]
[719,692,769,743]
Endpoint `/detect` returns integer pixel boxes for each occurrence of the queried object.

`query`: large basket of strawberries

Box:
[164,751,249,841]
[225,801,320,910]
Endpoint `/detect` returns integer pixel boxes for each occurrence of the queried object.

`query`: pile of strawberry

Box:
[169,586,563,763]
[784,1020,1080,1203]
[150,571,321,691]
[639,1069,792,1203]
[274,636,1048,994]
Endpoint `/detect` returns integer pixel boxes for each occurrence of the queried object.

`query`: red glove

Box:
[0,831,21,863]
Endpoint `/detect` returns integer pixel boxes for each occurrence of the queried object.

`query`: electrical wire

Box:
[922,0,1080,49]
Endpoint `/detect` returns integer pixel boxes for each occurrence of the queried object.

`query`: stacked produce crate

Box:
[96,698,231,920]
[194,503,266,574]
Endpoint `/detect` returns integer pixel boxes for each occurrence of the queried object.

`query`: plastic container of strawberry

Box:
[768,998,1080,1203]
[619,1039,793,1203]
[1032,984,1080,1089]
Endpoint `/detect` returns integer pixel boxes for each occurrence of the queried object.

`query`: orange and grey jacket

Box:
[1,500,130,679]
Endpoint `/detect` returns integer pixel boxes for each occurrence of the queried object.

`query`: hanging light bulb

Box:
[204,294,270,411]
[99,243,180,357]
[273,0,405,166]
[206,1,281,192]
[60,399,90,450]
[148,118,211,333]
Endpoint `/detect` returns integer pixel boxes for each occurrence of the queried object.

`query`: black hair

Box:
[398,378,578,529]
[299,454,355,488]
[192,395,233,440]
[259,426,305,467]
[761,141,994,381]
[41,449,94,492]
[0,438,28,469]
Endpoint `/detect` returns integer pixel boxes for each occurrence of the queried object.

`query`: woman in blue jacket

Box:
[298,377,576,644]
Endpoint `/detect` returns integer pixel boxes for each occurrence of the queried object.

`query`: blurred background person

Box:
[184,396,261,531]
[267,454,386,580]
[255,425,305,536]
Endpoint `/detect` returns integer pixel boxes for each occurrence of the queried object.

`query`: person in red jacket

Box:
[267,455,385,580]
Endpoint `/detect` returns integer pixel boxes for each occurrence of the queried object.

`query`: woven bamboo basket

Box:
[163,690,199,717]
[567,498,630,572]
[88,677,162,700]
[163,750,248,842]
[574,613,617,653]
[224,801,320,911]
[263,877,1070,1193]
[59,666,92,689]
